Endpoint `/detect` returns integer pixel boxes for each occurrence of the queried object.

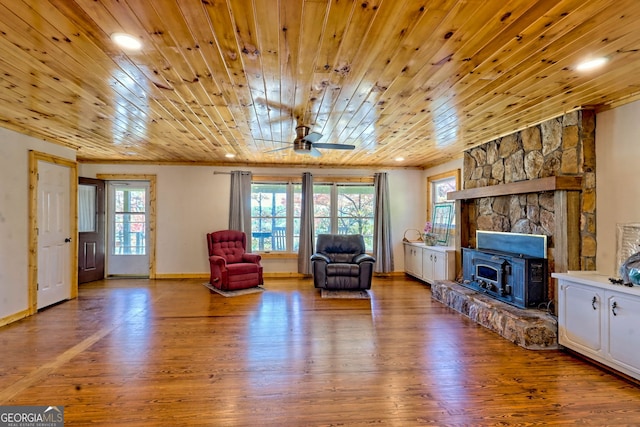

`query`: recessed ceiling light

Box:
[111,33,142,50]
[394,157,405,162]
[576,57,608,71]
[225,153,235,158]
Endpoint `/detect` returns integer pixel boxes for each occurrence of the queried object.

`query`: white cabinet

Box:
[554,272,640,381]
[560,281,604,353]
[404,243,455,284]
[404,244,423,278]
[607,292,640,373]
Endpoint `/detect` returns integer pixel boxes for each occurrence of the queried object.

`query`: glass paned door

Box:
[107,181,150,276]
[114,188,146,255]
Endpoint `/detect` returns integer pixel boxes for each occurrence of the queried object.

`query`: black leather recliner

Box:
[310,234,376,290]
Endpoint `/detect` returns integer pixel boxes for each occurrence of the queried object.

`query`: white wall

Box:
[596,100,640,275]
[0,103,630,322]
[0,127,75,320]
[78,164,425,275]
[423,158,464,184]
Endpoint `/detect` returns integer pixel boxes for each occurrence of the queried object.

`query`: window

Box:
[251,178,375,252]
[113,187,146,255]
[427,170,460,235]
[250,182,298,251]
[313,183,374,249]
[336,184,374,248]
[78,184,96,232]
[312,184,332,235]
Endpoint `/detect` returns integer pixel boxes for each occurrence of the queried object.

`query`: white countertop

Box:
[403,241,455,251]
[552,271,640,295]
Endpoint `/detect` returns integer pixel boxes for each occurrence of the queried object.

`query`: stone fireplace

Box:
[430,110,596,350]
[453,109,596,301]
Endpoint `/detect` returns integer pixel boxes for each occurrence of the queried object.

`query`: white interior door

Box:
[37,161,72,309]
[107,181,150,276]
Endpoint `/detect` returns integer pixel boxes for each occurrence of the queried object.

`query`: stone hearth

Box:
[431,280,558,350]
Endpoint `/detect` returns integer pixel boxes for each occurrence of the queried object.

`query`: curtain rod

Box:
[213,171,251,175]
[213,171,375,183]
[213,171,374,177]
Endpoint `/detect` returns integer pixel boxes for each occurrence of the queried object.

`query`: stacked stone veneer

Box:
[463,110,597,298]
[432,281,558,350]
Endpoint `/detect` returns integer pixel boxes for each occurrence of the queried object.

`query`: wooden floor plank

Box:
[1,276,639,425]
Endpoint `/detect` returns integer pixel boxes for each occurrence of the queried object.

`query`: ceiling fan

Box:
[264,125,356,157]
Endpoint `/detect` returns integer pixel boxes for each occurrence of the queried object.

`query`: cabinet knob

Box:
[612,301,618,316]
[591,296,597,310]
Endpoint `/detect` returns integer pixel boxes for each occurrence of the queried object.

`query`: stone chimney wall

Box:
[463,110,596,275]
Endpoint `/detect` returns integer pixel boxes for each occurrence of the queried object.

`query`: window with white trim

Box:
[427,170,459,236]
[251,179,375,252]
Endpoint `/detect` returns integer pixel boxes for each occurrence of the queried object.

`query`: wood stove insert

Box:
[461,231,548,309]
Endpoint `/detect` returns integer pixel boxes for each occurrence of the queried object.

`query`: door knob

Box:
[65,237,72,243]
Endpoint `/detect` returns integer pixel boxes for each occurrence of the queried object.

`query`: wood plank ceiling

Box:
[1,0,640,168]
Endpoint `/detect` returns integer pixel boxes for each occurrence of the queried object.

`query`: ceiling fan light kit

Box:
[295,125,322,143]
[264,125,355,156]
[293,140,316,155]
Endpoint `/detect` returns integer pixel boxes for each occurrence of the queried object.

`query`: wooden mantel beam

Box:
[447,176,583,200]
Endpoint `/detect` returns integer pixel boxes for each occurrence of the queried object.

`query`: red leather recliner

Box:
[206,230,263,290]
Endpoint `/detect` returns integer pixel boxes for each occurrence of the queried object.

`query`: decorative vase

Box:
[629,268,640,286]
[423,234,438,246]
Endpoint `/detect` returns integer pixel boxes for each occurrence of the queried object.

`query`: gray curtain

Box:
[229,170,252,236]
[373,172,394,273]
[298,172,314,275]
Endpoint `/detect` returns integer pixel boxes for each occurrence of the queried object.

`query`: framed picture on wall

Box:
[432,202,454,245]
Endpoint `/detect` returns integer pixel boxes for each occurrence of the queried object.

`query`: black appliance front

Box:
[462,247,548,309]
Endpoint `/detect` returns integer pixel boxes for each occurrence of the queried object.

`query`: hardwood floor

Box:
[1,276,639,426]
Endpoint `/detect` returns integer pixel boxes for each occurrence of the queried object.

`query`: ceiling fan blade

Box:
[302,132,323,143]
[310,147,322,157]
[255,97,293,114]
[269,115,291,124]
[312,143,355,150]
[255,138,292,144]
[264,146,292,153]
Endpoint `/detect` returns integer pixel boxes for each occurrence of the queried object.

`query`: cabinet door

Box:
[423,249,435,282]
[414,247,423,277]
[606,291,640,375]
[432,250,447,281]
[404,244,414,275]
[404,244,423,277]
[559,281,604,353]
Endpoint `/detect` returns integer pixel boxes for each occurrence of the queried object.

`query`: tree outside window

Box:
[337,184,374,250]
[251,180,374,252]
